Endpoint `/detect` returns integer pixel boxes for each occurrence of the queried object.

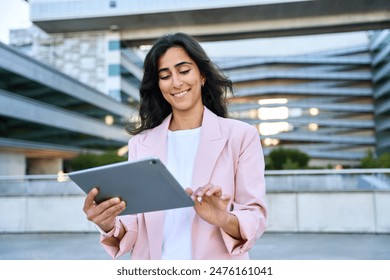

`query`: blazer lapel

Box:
[139,114,172,259]
[192,107,227,189]
[137,114,171,165]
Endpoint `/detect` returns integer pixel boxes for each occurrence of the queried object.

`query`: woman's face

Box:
[157,47,205,115]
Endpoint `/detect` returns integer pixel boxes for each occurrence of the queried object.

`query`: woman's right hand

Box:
[83,187,126,233]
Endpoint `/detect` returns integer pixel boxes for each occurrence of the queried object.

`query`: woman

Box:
[83,32,267,260]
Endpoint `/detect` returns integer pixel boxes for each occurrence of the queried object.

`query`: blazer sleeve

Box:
[99,136,140,259]
[100,215,138,259]
[220,125,268,255]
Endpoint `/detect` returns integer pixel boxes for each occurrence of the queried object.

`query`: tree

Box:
[361,150,390,168]
[67,151,126,171]
[266,147,309,170]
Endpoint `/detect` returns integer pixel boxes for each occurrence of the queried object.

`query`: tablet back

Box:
[69,158,194,215]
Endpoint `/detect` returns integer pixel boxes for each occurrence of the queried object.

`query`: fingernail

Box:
[197,196,202,203]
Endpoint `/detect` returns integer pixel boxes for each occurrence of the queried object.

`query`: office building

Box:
[1,0,390,174]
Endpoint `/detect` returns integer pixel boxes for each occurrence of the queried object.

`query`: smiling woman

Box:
[82,32,267,260]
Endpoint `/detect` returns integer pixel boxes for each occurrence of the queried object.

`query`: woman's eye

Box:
[160,75,170,80]
[180,69,190,75]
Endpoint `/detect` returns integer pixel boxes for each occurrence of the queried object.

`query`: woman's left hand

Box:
[185,183,231,228]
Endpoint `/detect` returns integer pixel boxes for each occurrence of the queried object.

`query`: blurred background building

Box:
[1,0,390,175]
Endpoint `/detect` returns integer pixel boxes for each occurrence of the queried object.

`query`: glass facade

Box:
[215,43,375,167]
[369,30,390,155]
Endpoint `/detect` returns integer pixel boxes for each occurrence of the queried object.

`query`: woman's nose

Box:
[172,73,183,87]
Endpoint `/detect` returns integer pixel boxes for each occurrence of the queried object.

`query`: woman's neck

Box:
[169,106,204,131]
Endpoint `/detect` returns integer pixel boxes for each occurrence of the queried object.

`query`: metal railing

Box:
[264,168,390,175]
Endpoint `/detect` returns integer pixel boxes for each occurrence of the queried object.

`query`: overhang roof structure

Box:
[29,0,390,45]
[0,42,134,158]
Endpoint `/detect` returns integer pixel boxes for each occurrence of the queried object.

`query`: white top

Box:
[161,127,201,260]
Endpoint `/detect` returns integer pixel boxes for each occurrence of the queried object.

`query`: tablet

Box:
[68,157,194,215]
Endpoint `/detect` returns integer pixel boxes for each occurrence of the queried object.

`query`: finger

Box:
[205,186,222,197]
[194,183,214,197]
[83,187,98,212]
[185,188,193,196]
[185,188,200,203]
[95,197,122,214]
[93,207,122,233]
[98,202,125,231]
[90,201,126,224]
[194,184,224,203]
[195,196,203,203]
[101,201,126,218]
[191,186,203,202]
[220,193,231,201]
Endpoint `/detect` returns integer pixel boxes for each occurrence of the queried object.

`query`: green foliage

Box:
[264,156,274,170]
[361,150,390,168]
[361,150,380,168]
[282,158,301,170]
[68,151,127,171]
[266,147,309,170]
[379,153,390,168]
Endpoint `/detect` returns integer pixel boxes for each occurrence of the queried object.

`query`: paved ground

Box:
[0,232,389,260]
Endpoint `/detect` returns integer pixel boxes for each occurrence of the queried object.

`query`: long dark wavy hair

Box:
[127,32,233,135]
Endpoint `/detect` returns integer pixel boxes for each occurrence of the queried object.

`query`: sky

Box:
[0,0,31,44]
[0,0,369,57]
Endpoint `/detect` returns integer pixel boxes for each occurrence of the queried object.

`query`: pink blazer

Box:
[100,107,267,259]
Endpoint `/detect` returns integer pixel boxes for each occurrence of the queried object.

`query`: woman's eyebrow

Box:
[158,61,193,73]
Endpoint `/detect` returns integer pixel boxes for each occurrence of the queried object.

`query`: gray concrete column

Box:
[28,158,63,175]
[0,152,26,176]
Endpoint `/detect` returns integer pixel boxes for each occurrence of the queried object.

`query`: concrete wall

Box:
[266,192,390,233]
[0,180,96,233]
[0,177,389,233]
